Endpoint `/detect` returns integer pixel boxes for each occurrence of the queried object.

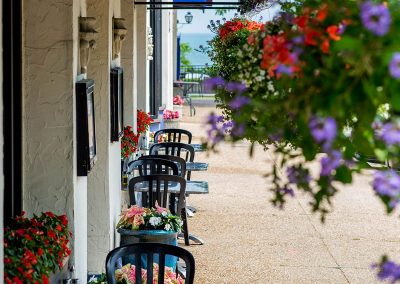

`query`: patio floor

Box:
[179,98,400,283]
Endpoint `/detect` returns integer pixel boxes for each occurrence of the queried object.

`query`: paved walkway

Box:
[180,99,400,283]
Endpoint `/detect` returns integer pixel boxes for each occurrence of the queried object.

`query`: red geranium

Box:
[4,212,72,283]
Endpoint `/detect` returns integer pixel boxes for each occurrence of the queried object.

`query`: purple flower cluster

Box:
[373,170,400,208]
[286,166,311,184]
[389,52,400,79]
[374,260,400,283]
[205,113,245,146]
[360,1,391,36]
[378,122,400,146]
[309,116,337,151]
[203,77,225,93]
[320,151,342,176]
[229,95,250,110]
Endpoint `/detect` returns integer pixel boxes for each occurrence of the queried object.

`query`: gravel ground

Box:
[178,99,400,284]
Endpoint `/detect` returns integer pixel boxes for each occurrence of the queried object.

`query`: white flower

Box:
[149,217,162,227]
[164,224,171,231]
[162,211,168,217]
[267,81,275,92]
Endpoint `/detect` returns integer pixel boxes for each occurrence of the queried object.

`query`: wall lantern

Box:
[112,18,127,60]
[184,12,193,24]
[79,17,98,74]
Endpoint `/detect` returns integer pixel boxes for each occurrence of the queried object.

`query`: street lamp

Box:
[184,12,193,24]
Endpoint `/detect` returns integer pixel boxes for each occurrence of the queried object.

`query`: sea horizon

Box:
[179,32,215,66]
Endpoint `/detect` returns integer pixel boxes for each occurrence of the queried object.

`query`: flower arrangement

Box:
[163,109,180,120]
[121,126,140,159]
[137,109,153,134]
[173,95,184,106]
[4,212,72,284]
[205,0,400,278]
[121,110,153,159]
[115,263,183,284]
[116,203,183,232]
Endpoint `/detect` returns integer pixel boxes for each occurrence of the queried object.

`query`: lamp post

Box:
[177,12,194,79]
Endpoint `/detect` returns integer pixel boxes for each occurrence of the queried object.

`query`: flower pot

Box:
[173,105,183,118]
[163,119,180,129]
[118,229,178,269]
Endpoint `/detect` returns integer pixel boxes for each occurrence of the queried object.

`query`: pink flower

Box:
[155,201,168,214]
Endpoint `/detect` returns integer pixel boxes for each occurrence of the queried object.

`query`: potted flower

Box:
[116,203,183,269]
[162,109,180,129]
[173,95,185,118]
[4,211,72,284]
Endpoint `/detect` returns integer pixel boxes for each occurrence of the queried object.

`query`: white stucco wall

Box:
[23,0,88,281]
[162,10,174,110]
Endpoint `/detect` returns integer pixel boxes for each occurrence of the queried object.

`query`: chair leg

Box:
[181,207,190,246]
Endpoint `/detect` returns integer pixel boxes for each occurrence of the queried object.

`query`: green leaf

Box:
[335,166,353,184]
[374,148,388,162]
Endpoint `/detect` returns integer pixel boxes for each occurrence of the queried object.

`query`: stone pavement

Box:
[179,98,400,284]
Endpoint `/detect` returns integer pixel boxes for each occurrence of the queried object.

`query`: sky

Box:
[177,4,280,34]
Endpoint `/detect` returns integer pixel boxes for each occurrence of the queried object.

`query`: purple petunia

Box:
[225,82,247,94]
[309,116,337,151]
[320,150,342,176]
[360,1,391,36]
[389,52,400,79]
[379,122,400,146]
[231,122,245,137]
[276,64,293,76]
[374,260,400,283]
[229,95,250,110]
[203,77,225,93]
[373,170,400,208]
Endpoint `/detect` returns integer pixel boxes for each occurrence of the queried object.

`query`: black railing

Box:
[179,65,214,95]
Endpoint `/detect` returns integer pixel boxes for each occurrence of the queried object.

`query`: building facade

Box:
[1,0,177,281]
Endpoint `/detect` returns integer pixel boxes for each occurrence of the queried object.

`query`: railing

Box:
[179,65,214,95]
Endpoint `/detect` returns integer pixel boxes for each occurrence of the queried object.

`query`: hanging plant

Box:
[205,1,400,279]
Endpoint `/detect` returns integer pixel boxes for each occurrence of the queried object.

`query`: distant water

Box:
[180,33,215,66]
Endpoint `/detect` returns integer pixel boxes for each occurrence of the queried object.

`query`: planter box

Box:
[118,229,178,269]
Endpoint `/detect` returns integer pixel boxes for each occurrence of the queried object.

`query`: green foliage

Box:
[180,42,192,67]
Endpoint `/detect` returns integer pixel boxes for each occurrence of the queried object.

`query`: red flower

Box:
[16,229,25,236]
[42,274,50,284]
[316,4,328,21]
[321,39,330,53]
[24,234,33,240]
[4,257,12,264]
[12,277,23,284]
[327,25,341,41]
[44,211,55,218]
[58,214,68,226]
[38,247,44,256]
[48,230,56,239]
[56,224,63,232]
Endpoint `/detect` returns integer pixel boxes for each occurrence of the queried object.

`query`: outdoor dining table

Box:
[141,143,205,153]
[173,81,199,116]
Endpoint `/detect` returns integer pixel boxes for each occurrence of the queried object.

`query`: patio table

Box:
[173,81,199,116]
[141,143,205,153]
[186,162,208,171]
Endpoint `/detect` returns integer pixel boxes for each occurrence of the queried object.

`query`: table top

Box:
[186,162,208,171]
[128,180,209,194]
[173,81,200,87]
[141,143,206,153]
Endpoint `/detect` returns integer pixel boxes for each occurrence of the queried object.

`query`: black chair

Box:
[154,129,192,144]
[129,174,189,245]
[105,243,195,284]
[139,155,187,178]
[149,142,195,180]
[127,158,179,176]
